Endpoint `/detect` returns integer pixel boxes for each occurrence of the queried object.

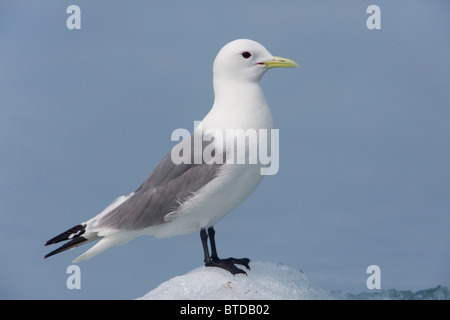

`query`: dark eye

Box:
[241,51,252,59]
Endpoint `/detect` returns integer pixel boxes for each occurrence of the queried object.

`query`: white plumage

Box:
[45,39,298,274]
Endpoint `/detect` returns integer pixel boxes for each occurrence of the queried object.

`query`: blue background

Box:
[1,1,449,299]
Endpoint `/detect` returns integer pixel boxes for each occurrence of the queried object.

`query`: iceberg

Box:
[138,261,449,300]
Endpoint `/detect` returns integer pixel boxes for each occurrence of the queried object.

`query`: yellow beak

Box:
[262,56,299,68]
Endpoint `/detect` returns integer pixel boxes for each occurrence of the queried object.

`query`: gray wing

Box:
[96,135,224,231]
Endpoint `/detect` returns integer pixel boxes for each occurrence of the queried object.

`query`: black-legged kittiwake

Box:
[45,39,298,275]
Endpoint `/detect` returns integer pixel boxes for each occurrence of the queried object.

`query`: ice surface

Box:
[138,261,449,300]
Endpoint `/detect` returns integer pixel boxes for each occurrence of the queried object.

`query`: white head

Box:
[213,39,298,84]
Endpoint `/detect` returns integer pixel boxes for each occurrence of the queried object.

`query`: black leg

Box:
[200,226,251,275]
[200,228,212,265]
[207,226,219,261]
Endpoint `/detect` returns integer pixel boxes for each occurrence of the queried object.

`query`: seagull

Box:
[45,39,298,275]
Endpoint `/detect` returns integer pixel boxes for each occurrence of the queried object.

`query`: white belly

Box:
[146,163,264,238]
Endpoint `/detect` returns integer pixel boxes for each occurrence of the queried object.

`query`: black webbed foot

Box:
[207,257,251,275]
[213,257,251,269]
[200,227,251,276]
[205,259,248,275]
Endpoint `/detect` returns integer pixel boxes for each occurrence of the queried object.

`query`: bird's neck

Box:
[208,78,273,130]
[213,77,263,105]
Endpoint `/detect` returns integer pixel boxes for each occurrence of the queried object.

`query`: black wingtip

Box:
[45,224,86,246]
[44,224,89,259]
[44,236,88,259]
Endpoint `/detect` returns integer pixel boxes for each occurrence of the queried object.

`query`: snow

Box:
[138,261,449,300]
